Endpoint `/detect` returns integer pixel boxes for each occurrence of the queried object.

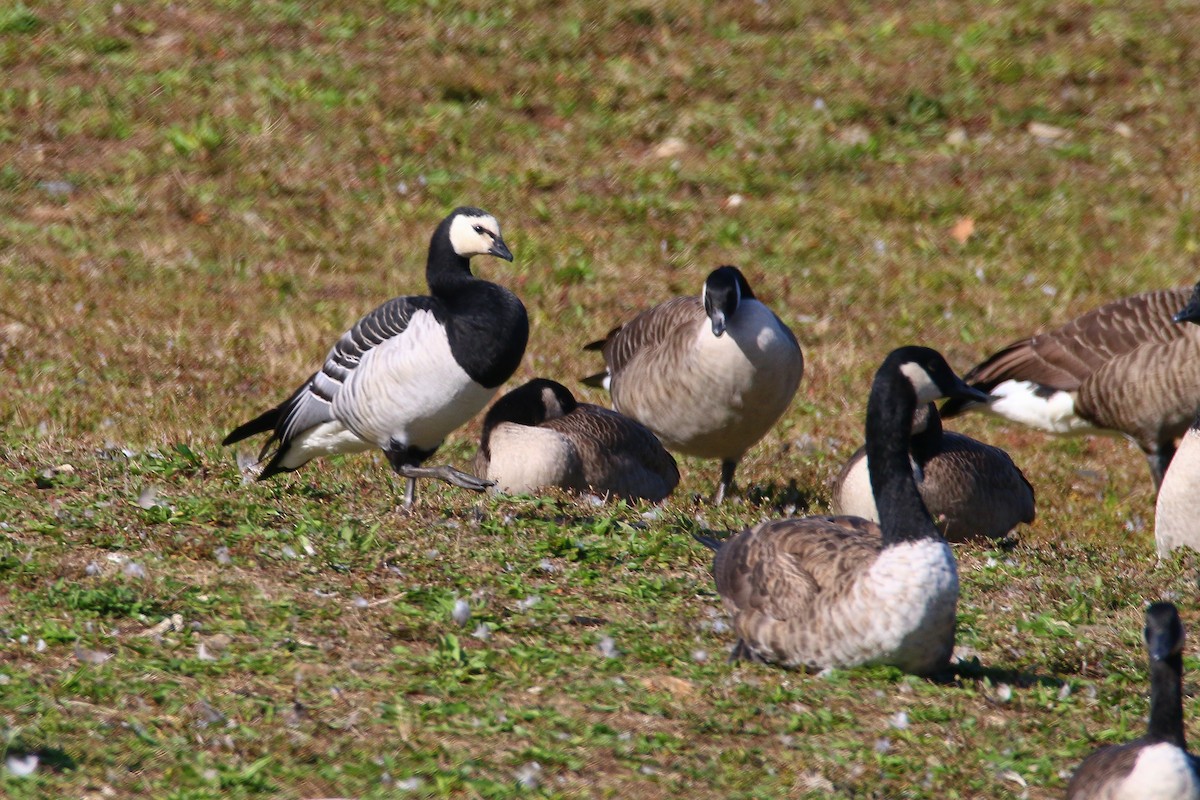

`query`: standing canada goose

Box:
[583,265,803,503]
[1155,283,1200,556]
[939,286,1200,490]
[833,403,1035,542]
[1065,602,1199,800]
[696,346,990,674]
[475,378,680,502]
[223,206,528,507]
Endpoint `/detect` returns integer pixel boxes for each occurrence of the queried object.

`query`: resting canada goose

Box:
[940,286,1200,490]
[223,206,528,507]
[1155,283,1200,556]
[583,265,803,503]
[475,378,680,502]
[1065,602,1199,800]
[696,346,990,674]
[833,403,1035,542]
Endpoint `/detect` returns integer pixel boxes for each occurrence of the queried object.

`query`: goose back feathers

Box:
[701,346,989,674]
[223,207,528,505]
[834,403,1035,542]
[1066,602,1199,800]
[584,266,803,503]
[940,287,1200,488]
[476,379,679,502]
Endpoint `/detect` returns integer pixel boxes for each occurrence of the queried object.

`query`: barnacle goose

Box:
[223,206,528,506]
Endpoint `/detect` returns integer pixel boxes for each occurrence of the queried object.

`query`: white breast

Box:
[986,380,1095,435]
[333,310,496,451]
[483,424,580,494]
[1156,425,1200,556]
[856,539,959,672]
[1115,743,1200,800]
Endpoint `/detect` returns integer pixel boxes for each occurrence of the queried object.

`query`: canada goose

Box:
[696,346,990,674]
[583,265,803,503]
[223,206,528,507]
[1065,602,1199,800]
[1155,283,1200,556]
[940,286,1200,490]
[833,403,1035,542]
[475,378,680,502]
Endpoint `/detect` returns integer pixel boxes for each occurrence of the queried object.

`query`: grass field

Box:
[4,1,1200,797]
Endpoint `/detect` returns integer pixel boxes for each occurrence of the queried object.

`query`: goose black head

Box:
[447,207,513,261]
[1173,283,1200,325]
[702,266,755,337]
[887,345,993,406]
[1145,601,1185,662]
[484,378,576,432]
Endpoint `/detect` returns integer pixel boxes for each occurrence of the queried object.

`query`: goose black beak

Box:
[1173,300,1200,325]
[953,381,993,406]
[709,311,728,337]
[490,237,514,262]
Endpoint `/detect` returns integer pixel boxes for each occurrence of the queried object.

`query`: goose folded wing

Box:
[275,296,436,445]
[596,296,701,373]
[719,518,883,621]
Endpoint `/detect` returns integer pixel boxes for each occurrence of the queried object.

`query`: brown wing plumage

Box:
[1065,742,1144,800]
[593,296,702,376]
[917,432,1036,540]
[1078,332,1200,451]
[543,404,680,502]
[712,517,884,621]
[963,288,1194,392]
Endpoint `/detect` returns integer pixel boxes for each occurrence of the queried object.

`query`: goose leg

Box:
[729,638,766,664]
[397,463,494,493]
[714,459,739,504]
[1147,441,1176,493]
[386,444,494,507]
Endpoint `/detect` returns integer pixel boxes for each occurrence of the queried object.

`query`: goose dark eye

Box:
[473,225,488,236]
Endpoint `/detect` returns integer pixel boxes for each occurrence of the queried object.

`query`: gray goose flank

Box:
[476,378,679,502]
[223,206,528,507]
[940,286,1200,490]
[1065,602,1199,800]
[696,346,990,675]
[583,265,802,503]
[833,402,1035,542]
[1155,282,1200,556]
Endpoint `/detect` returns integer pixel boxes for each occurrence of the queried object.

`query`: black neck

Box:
[910,403,944,461]
[1147,653,1188,747]
[866,370,940,545]
[426,223,473,297]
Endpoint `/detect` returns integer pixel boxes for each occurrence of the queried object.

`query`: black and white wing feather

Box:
[248,296,436,477]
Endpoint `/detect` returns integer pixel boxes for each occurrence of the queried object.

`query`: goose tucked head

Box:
[484,378,576,432]
[701,266,755,337]
[1146,602,1185,662]
[1173,283,1200,325]
[892,346,992,406]
[447,208,513,261]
